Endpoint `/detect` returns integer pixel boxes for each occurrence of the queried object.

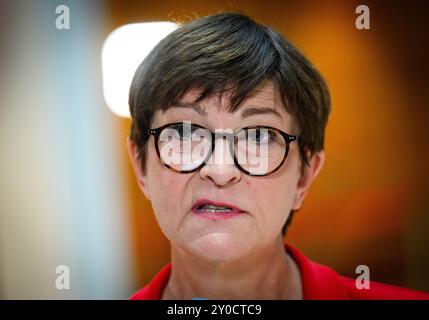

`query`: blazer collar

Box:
[133,243,350,300]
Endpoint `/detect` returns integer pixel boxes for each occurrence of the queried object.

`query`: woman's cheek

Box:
[254,180,294,228]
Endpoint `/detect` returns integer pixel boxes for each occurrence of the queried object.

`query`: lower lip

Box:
[192,208,245,220]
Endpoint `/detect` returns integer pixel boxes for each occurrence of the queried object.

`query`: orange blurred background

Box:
[0,0,428,298]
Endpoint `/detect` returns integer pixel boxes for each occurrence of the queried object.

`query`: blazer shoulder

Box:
[129,285,150,300]
[339,276,429,300]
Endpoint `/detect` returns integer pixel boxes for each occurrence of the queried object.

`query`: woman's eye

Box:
[249,129,273,144]
[170,124,196,139]
[179,129,192,139]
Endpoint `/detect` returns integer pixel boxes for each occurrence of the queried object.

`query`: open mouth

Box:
[196,204,234,213]
[191,199,246,220]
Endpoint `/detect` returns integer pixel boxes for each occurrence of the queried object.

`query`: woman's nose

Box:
[199,136,241,187]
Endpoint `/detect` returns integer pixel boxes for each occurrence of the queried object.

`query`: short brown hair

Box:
[129,12,331,236]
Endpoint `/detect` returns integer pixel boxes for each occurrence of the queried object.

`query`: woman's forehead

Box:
[180,80,281,110]
[164,82,286,116]
[154,81,298,132]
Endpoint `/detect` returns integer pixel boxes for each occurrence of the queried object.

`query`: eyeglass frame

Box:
[147,122,298,176]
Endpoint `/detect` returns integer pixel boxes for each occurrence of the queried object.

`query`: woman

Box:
[126,13,429,299]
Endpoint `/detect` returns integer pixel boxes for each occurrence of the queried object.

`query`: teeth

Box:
[198,204,233,212]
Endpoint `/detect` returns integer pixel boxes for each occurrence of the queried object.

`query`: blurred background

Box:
[0,0,428,299]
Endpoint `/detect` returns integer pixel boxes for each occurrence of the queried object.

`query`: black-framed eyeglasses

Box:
[147,121,298,176]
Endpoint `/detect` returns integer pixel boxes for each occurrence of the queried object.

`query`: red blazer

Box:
[130,243,429,300]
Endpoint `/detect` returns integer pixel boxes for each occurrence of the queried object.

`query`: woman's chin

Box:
[191,232,251,262]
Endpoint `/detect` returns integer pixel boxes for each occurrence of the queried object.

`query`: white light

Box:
[101,22,179,118]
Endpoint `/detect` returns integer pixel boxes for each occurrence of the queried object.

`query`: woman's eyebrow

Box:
[168,102,208,116]
[167,102,282,120]
[241,106,282,119]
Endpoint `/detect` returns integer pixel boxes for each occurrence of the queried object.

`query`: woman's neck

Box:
[162,237,303,300]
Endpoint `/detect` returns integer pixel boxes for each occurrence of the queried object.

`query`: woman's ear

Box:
[126,137,151,200]
[291,149,325,210]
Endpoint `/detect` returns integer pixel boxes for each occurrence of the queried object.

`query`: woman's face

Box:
[128,80,324,262]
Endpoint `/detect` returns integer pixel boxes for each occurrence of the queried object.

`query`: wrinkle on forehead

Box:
[157,80,299,134]
[181,80,282,113]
